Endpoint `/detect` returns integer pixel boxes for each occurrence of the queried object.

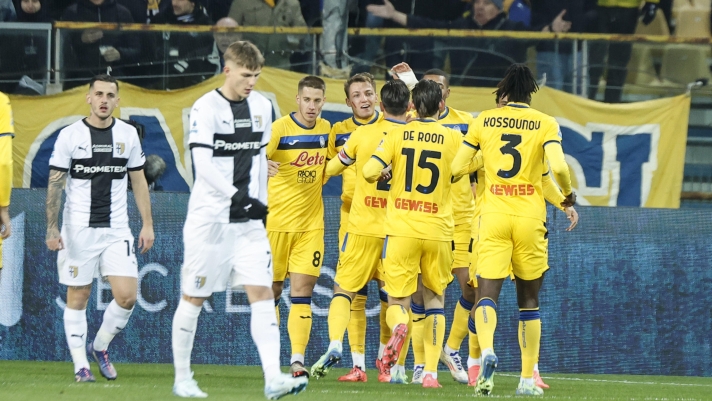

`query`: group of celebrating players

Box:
[45,39,577,399]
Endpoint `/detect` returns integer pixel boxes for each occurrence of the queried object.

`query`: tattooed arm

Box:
[46,169,67,251]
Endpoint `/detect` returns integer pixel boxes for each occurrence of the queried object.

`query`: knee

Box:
[114,294,137,310]
[517,297,539,310]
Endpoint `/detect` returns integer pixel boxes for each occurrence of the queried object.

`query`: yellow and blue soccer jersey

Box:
[335,117,407,238]
[0,92,15,270]
[455,103,571,222]
[266,113,333,231]
[331,110,383,208]
[438,106,475,226]
[364,119,461,241]
[0,92,13,209]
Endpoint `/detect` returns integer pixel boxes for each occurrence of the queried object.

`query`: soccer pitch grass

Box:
[2,361,712,401]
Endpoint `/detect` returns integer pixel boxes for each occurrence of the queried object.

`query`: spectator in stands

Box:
[49,0,75,20]
[506,0,532,26]
[531,0,597,93]
[369,0,564,87]
[152,0,215,89]
[227,0,306,70]
[61,0,140,90]
[320,0,356,78]
[208,16,241,72]
[0,0,16,20]
[588,0,658,103]
[117,0,169,23]
[0,0,52,93]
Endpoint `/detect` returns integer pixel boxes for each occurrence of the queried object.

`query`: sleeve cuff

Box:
[49,165,68,172]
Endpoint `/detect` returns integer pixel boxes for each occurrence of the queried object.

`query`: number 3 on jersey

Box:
[498,134,522,178]
[402,147,441,194]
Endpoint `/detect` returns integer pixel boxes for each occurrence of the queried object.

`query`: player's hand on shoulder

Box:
[45,227,64,251]
[564,206,578,232]
[138,225,155,254]
[561,191,576,208]
[267,160,280,178]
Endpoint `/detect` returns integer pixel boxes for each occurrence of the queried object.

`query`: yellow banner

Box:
[10,67,689,207]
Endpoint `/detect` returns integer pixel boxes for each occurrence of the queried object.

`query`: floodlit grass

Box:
[1,360,711,400]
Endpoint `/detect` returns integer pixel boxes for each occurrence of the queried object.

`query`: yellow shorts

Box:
[268,229,324,281]
[335,233,383,293]
[468,237,477,288]
[338,202,350,256]
[477,213,549,281]
[382,236,453,298]
[453,223,471,269]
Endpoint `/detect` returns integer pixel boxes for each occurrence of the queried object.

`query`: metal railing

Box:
[2,22,712,96]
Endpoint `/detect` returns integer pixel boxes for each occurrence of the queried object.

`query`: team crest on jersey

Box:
[195,276,206,289]
[253,115,263,130]
[69,266,78,278]
[115,142,126,155]
[319,136,326,148]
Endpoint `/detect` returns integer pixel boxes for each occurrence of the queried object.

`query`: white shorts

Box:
[57,225,138,286]
[181,218,273,297]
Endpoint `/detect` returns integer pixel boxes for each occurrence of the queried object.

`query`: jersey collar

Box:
[353,110,379,126]
[82,117,115,131]
[417,118,438,123]
[290,112,316,130]
[215,88,246,104]
[507,102,530,109]
[438,106,450,120]
[384,117,406,124]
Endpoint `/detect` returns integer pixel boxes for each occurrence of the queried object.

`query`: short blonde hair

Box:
[224,40,265,70]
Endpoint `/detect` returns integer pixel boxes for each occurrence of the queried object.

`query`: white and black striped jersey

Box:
[187,89,272,223]
[49,118,145,228]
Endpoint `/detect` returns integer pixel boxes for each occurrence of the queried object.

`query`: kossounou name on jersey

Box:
[49,118,145,228]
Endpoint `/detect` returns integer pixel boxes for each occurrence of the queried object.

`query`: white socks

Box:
[250,299,281,383]
[444,344,458,355]
[352,353,365,370]
[377,343,386,359]
[290,354,304,365]
[328,340,343,353]
[64,307,90,372]
[468,356,481,368]
[93,300,134,351]
[172,299,202,384]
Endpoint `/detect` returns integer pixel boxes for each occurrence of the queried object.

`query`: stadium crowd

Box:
[0,0,687,102]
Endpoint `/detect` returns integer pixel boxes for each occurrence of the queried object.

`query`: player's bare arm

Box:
[267,160,279,178]
[128,169,155,254]
[45,169,66,251]
[565,207,578,231]
[542,168,578,231]
[0,206,10,239]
